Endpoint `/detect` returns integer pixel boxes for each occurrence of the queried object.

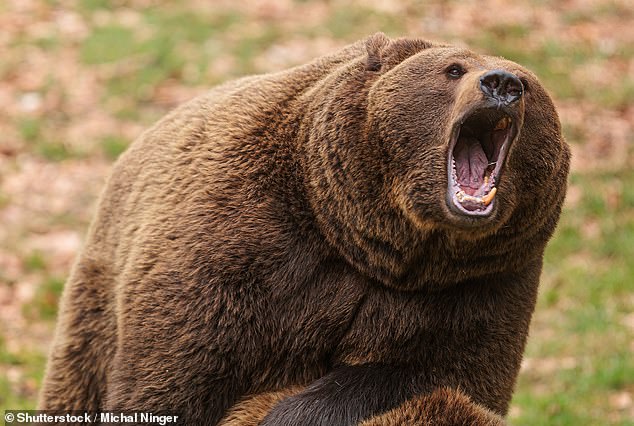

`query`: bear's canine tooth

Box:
[494,117,511,130]
[482,187,497,206]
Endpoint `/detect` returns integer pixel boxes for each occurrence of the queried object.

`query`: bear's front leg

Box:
[101,267,264,425]
[359,388,505,426]
[103,310,250,425]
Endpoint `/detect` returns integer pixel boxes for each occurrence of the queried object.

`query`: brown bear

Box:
[39,33,570,425]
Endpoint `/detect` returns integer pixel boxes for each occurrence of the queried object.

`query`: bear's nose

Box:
[480,70,523,105]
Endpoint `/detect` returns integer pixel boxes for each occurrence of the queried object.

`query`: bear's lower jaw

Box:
[446,107,518,218]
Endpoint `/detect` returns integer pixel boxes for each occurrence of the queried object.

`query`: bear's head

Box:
[303,33,570,289]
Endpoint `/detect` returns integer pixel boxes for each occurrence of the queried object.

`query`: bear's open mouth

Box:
[447,108,518,216]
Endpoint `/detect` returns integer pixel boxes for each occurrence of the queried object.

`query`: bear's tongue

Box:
[454,135,488,195]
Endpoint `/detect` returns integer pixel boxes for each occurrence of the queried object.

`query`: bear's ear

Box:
[366,33,435,72]
[365,32,391,71]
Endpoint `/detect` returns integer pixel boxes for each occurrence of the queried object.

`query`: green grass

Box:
[80,9,244,104]
[0,336,46,411]
[0,191,10,209]
[513,349,634,425]
[35,140,77,162]
[79,0,111,11]
[323,6,403,39]
[18,118,42,143]
[232,25,284,75]
[511,168,634,425]
[100,135,129,160]
[23,252,47,273]
[80,25,137,65]
[23,277,65,322]
[19,117,83,161]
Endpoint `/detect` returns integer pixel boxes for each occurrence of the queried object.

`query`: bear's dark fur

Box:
[40,33,570,425]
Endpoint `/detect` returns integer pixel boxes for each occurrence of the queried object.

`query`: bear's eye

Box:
[446,64,466,79]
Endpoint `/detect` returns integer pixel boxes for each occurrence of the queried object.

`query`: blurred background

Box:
[0,0,632,424]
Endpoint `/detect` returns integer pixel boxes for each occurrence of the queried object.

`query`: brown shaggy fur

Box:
[359,388,506,426]
[39,33,570,425]
[220,388,303,426]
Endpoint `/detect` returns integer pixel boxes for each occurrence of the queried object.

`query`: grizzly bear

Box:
[39,33,570,425]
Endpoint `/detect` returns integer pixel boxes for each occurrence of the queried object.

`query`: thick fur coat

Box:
[40,33,570,425]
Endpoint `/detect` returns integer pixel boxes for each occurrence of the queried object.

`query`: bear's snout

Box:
[479,70,523,106]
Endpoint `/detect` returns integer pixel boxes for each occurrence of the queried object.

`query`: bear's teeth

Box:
[456,191,479,203]
[456,186,497,206]
[494,117,511,130]
[482,187,497,206]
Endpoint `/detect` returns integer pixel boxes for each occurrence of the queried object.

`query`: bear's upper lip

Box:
[446,106,520,218]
